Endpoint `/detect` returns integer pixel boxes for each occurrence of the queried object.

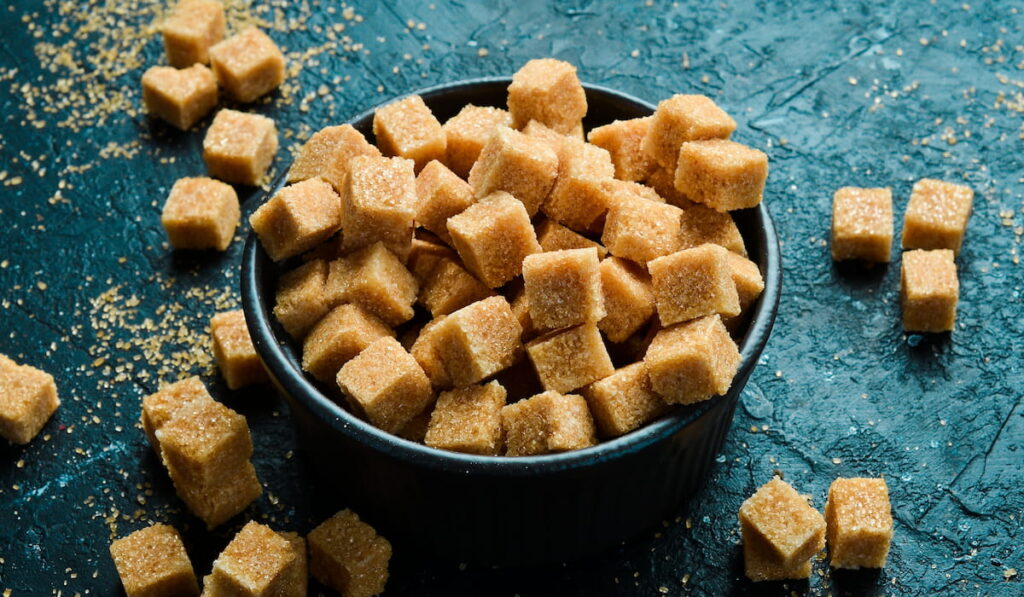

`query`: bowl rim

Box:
[241,76,782,475]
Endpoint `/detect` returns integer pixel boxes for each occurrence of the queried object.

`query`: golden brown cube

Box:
[274,259,329,339]
[447,191,542,288]
[425,381,507,455]
[203,109,278,185]
[161,0,224,68]
[209,27,285,103]
[900,249,958,332]
[582,362,668,438]
[825,477,893,569]
[501,390,597,456]
[302,304,393,383]
[174,461,262,530]
[308,509,391,597]
[211,310,268,390]
[642,94,736,169]
[407,235,457,282]
[327,243,418,326]
[415,160,475,245]
[742,524,813,582]
[522,247,605,330]
[831,187,893,262]
[435,296,523,387]
[203,521,305,597]
[410,316,452,389]
[507,58,587,134]
[161,177,239,251]
[598,257,655,343]
[443,104,512,177]
[141,64,218,130]
[340,155,417,259]
[156,398,252,487]
[536,218,607,257]
[286,124,381,190]
[678,203,747,256]
[740,476,826,579]
[0,354,59,445]
[140,376,212,455]
[644,166,692,208]
[643,315,740,404]
[526,323,614,393]
[588,117,657,182]
[509,286,537,342]
[109,524,198,597]
[418,258,494,317]
[543,141,616,232]
[373,94,446,171]
[902,178,974,255]
[468,126,559,217]
[726,252,765,313]
[337,337,434,433]
[674,139,768,212]
[249,178,341,261]
[649,244,741,325]
[602,195,683,264]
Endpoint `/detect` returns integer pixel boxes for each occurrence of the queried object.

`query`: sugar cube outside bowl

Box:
[240,77,782,566]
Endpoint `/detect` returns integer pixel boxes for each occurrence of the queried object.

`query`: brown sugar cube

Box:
[900,249,958,333]
[250,178,341,261]
[501,390,597,456]
[209,27,285,103]
[435,296,523,386]
[830,187,893,262]
[740,476,825,579]
[468,126,559,217]
[373,94,446,171]
[588,117,658,182]
[536,219,608,258]
[109,524,198,597]
[337,337,434,434]
[604,179,665,207]
[507,58,587,134]
[509,286,537,342]
[598,257,655,343]
[649,244,741,325]
[726,252,765,312]
[410,316,452,389]
[161,0,224,68]
[642,94,737,169]
[522,247,605,330]
[302,304,393,383]
[742,523,813,582]
[602,195,683,264]
[679,203,747,256]
[160,177,239,251]
[415,160,476,245]
[825,477,893,569]
[425,381,507,455]
[418,258,494,317]
[140,376,212,455]
[0,355,59,445]
[286,124,381,190]
[582,362,668,438]
[643,315,740,404]
[308,509,391,597]
[525,323,614,393]
[203,521,305,597]
[203,109,278,185]
[447,191,542,288]
[644,166,692,208]
[156,398,252,487]
[408,236,457,282]
[211,310,268,390]
[340,155,417,259]
[141,64,217,130]
[443,104,513,177]
[174,461,262,530]
[274,259,329,339]
[326,243,418,326]
[543,141,616,232]
[674,139,768,212]
[902,178,974,255]
[396,410,432,443]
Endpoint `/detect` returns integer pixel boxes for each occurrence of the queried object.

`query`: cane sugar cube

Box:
[582,362,668,438]
[443,105,513,177]
[468,126,559,217]
[508,58,587,134]
[204,521,305,597]
[588,117,657,182]
[418,258,494,317]
[408,236,457,282]
[373,95,446,171]
[425,381,507,455]
[603,179,665,209]
[175,461,262,530]
[209,28,285,103]
[274,259,329,339]
[679,204,747,256]
[435,296,523,386]
[160,177,239,251]
[250,178,342,261]
[644,316,740,404]
[726,252,765,312]
[211,310,268,390]
[141,64,218,130]
[501,391,597,456]
[447,191,542,288]
[522,119,569,155]
[825,477,893,569]
[740,476,826,577]
[536,219,607,258]
[642,94,736,169]
[522,248,605,330]
[302,304,393,383]
[602,196,683,264]
[902,178,974,255]
[396,410,431,443]
[337,337,434,433]
[0,355,59,445]
[649,244,741,325]
[161,0,224,68]
[644,166,692,208]
[308,509,391,597]
[410,317,452,389]
[526,323,614,393]
[598,257,655,343]
[543,141,616,232]
[156,398,252,487]
[831,187,893,262]
[742,524,813,582]
[327,243,418,326]
[109,524,198,597]
[140,376,212,455]
[509,286,537,341]
[900,249,958,333]
[340,156,417,259]
[203,109,278,185]
[286,124,381,190]
[674,140,768,212]
[415,160,475,245]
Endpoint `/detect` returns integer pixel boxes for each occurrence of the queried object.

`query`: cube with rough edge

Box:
[603,179,665,207]
[588,117,658,182]
[326,243,418,326]
[155,398,253,487]
[396,410,432,443]
[274,259,329,339]
[0,354,59,445]
[536,218,608,258]
[278,532,309,594]
[674,139,768,212]
[644,315,740,404]
[141,64,218,130]
[507,58,588,134]
[249,178,341,261]
[742,522,813,582]
[140,376,213,456]
[161,177,239,251]
[209,27,285,103]
[340,155,417,259]
[308,509,391,597]
[302,304,394,383]
[509,286,537,342]
[174,461,262,530]
[425,381,507,455]
[443,104,512,177]
[644,166,692,208]
[582,362,668,438]
[467,126,559,217]
[161,0,224,68]
[679,203,747,256]
[522,247,605,331]
[337,337,434,433]
[286,124,381,190]
[825,477,893,569]
[408,236,457,282]
[203,109,278,185]
[602,195,683,264]
[410,316,452,389]
[902,178,974,255]
[109,524,199,597]
[418,258,494,317]
[740,476,826,580]
[726,252,765,313]
[373,94,447,171]
[649,243,741,325]
[543,141,616,232]
[435,296,523,387]
[447,191,542,288]
[642,94,737,169]
[501,390,597,456]
[831,187,893,262]
[415,160,476,245]
[900,249,958,333]
[522,119,569,155]
[598,256,655,343]
[526,323,614,393]
[203,521,305,597]
[211,310,268,390]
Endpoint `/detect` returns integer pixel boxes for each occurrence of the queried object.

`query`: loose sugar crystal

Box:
[582,362,668,438]
[831,187,893,262]
[410,317,452,389]
[649,244,741,325]
[286,124,381,190]
[326,243,418,326]
[543,140,616,232]
[0,354,59,445]
[308,509,391,597]
[526,323,614,393]
[642,94,736,169]
[425,381,507,455]
[109,524,198,597]
[340,155,417,259]
[507,58,588,134]
[643,315,740,404]
[602,194,683,264]
[900,249,958,333]
[161,0,224,68]
[373,94,447,171]
[418,258,494,317]
[302,304,393,383]
[597,257,655,343]
[161,177,239,251]
[902,178,973,255]
[203,521,305,597]
[435,296,523,386]
[211,310,268,390]
[249,178,341,261]
[522,247,605,330]
[203,109,278,185]
[678,203,747,256]
[443,104,512,177]
[825,477,893,569]
[501,391,597,456]
[274,259,329,339]
[447,191,542,288]
[674,140,768,212]
[140,376,212,455]
[588,117,657,182]
[141,64,218,130]
[337,337,434,433]
[536,218,608,257]
[415,160,476,245]
[209,27,285,103]
[739,476,826,581]
[468,126,559,217]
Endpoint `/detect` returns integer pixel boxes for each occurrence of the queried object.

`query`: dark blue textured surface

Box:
[0,0,1022,595]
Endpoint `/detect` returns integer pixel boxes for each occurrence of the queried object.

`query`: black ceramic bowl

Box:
[241,77,781,567]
